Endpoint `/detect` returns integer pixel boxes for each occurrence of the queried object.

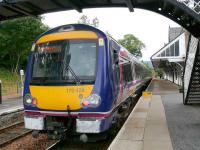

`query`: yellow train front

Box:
[23,24,149,140]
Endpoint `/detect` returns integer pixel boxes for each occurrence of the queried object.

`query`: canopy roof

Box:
[0,0,199,37]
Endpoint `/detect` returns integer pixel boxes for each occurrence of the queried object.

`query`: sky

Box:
[42,8,180,61]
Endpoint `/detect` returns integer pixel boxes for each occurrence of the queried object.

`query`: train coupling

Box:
[32,130,40,138]
[47,128,68,140]
[80,134,88,143]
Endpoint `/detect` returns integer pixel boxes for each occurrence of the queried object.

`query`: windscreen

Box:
[31,39,97,84]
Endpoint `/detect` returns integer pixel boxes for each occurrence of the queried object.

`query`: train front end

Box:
[23,25,114,139]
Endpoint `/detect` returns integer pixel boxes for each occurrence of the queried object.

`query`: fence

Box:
[1,81,22,96]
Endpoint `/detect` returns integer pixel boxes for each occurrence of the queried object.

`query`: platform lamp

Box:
[20,70,24,97]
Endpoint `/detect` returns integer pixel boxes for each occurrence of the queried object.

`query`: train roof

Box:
[34,24,107,42]
[107,35,145,68]
[34,23,146,70]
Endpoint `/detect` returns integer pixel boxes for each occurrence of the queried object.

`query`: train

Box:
[23,24,150,141]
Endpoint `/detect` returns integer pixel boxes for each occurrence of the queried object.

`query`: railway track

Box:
[45,138,112,150]
[0,121,32,147]
[46,140,61,150]
[44,80,151,150]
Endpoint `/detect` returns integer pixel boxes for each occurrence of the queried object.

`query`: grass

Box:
[0,68,21,95]
[0,68,20,82]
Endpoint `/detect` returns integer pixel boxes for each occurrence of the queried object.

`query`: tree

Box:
[0,16,49,74]
[154,68,164,78]
[106,31,113,37]
[78,15,90,25]
[118,34,145,57]
[142,61,153,76]
[78,15,99,28]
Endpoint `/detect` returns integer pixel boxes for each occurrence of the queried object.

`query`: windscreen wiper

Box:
[65,65,81,85]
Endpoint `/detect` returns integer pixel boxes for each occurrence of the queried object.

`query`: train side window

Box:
[124,63,133,82]
[135,64,141,80]
[131,63,135,80]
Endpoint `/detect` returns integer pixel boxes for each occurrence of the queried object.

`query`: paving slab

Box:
[108,93,172,150]
[109,79,200,150]
[0,97,23,115]
[143,140,173,150]
[117,127,144,141]
[124,118,146,128]
[109,140,143,150]
[148,79,200,150]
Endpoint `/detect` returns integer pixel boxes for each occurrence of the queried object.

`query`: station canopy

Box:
[151,30,186,69]
[0,0,199,37]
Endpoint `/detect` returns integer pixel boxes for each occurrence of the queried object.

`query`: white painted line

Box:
[108,96,145,150]
[0,106,24,116]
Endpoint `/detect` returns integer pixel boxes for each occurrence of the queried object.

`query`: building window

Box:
[175,41,179,56]
[166,48,170,56]
[170,45,175,56]
[161,51,165,57]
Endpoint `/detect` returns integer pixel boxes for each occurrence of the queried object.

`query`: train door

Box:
[110,40,120,100]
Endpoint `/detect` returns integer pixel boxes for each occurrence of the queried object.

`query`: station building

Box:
[151,27,189,86]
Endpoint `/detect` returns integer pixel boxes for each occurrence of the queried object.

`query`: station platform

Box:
[0,95,23,115]
[108,79,200,150]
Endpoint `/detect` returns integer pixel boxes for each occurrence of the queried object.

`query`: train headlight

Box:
[81,94,101,108]
[24,94,37,106]
[26,98,32,104]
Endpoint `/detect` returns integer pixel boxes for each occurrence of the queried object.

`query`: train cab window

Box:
[31,39,97,84]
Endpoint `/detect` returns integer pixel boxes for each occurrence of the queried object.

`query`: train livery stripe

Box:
[29,85,94,110]
[36,31,98,44]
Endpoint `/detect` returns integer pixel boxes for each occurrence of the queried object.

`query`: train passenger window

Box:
[135,65,141,80]
[124,63,133,82]
[131,63,135,80]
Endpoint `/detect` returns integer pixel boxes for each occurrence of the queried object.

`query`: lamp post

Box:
[20,70,24,97]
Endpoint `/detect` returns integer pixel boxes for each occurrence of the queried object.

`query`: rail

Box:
[0,121,32,147]
[45,140,61,150]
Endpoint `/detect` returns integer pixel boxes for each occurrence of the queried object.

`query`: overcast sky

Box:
[42,8,180,61]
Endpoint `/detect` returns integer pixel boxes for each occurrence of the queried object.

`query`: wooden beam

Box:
[2,0,29,3]
[50,0,82,13]
[67,0,82,13]
[125,0,134,12]
[3,3,35,16]
[0,14,6,20]
[25,2,44,12]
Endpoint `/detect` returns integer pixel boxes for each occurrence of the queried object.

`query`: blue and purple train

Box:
[23,24,150,140]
